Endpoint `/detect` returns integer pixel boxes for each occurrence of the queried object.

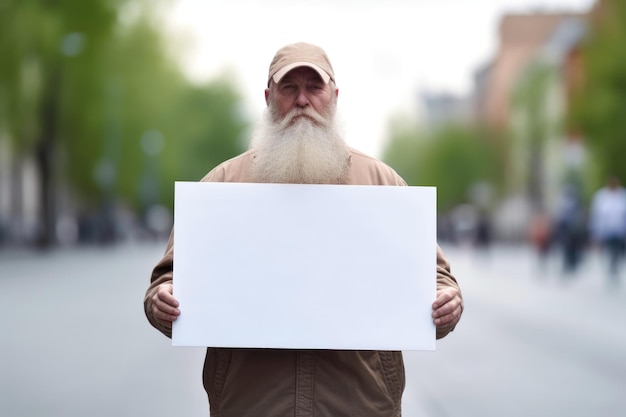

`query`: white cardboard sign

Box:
[172,182,436,350]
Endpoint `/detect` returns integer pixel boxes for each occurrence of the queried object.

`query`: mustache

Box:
[278,106,329,128]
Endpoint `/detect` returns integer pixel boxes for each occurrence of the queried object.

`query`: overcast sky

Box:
[162,0,596,158]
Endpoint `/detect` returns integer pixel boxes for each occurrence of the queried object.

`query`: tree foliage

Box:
[383,122,505,214]
[569,0,626,187]
[0,0,121,246]
[0,0,249,246]
[510,62,555,210]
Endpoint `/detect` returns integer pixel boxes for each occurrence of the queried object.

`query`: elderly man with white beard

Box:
[144,42,463,417]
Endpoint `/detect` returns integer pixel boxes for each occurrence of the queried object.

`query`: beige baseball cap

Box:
[267,42,335,86]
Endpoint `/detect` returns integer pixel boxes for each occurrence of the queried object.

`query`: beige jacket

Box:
[144,147,462,417]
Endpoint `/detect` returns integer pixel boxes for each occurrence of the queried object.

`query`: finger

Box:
[153,310,179,324]
[152,302,180,324]
[156,285,179,307]
[432,289,454,309]
[432,296,461,318]
[433,305,462,326]
[152,295,181,316]
[158,291,179,308]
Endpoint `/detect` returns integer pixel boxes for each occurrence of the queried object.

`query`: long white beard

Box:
[249,103,350,184]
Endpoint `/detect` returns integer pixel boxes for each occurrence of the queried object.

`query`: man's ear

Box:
[265,88,270,105]
[334,87,339,98]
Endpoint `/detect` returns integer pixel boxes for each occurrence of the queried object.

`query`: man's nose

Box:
[295,89,309,107]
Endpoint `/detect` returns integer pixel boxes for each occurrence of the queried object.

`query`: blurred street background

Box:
[1,242,624,416]
[2,0,626,416]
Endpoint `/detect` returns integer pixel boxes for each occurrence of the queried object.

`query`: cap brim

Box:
[272,62,331,84]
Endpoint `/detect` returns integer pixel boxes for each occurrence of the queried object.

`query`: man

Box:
[144,42,463,417]
[554,183,585,274]
[589,175,626,282]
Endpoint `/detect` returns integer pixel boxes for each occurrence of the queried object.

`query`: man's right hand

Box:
[151,283,180,328]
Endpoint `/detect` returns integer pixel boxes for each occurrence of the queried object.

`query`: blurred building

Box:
[476,12,585,131]
[0,136,40,245]
[510,16,588,211]
[471,7,598,241]
[419,91,473,130]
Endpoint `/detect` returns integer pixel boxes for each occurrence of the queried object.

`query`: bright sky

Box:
[162,0,595,158]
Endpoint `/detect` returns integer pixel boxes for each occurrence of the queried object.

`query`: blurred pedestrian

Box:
[474,209,492,253]
[554,183,586,275]
[143,42,463,416]
[589,175,626,284]
[529,210,552,266]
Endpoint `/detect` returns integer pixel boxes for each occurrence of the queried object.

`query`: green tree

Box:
[569,0,626,189]
[63,7,248,216]
[165,81,249,184]
[383,123,504,214]
[510,62,553,211]
[0,0,120,246]
[0,0,249,247]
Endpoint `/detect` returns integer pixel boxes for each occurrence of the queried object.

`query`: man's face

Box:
[251,67,348,184]
[265,66,337,122]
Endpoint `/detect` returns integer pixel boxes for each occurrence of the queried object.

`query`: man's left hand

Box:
[432,287,463,327]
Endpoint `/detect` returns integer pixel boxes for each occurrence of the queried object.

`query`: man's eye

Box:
[281,84,296,90]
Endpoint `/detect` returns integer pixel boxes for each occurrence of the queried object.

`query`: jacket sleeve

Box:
[435,244,463,339]
[143,165,227,339]
[144,230,175,338]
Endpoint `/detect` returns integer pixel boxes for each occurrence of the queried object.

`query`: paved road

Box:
[1,241,625,417]
[403,245,626,417]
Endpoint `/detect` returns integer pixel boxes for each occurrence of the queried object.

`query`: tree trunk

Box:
[528,141,545,214]
[9,152,24,245]
[35,67,61,249]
